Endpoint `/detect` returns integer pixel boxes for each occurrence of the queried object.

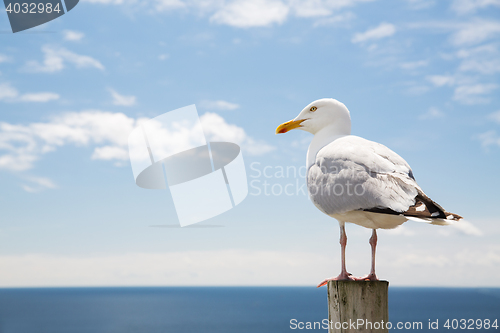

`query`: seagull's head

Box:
[275,98,351,135]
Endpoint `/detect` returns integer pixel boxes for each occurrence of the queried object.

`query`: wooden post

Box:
[327,280,389,333]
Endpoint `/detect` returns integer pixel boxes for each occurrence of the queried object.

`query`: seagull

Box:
[276,99,462,287]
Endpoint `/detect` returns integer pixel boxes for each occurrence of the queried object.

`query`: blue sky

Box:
[0,0,500,287]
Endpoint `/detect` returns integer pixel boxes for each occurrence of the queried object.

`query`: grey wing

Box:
[307,136,420,215]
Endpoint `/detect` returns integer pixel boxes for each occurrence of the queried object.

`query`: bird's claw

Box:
[317,272,356,287]
[353,273,379,281]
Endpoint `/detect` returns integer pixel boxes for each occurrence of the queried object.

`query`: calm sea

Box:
[0,287,498,332]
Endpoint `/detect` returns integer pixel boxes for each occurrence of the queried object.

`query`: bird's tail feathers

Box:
[404,189,463,222]
[406,216,456,226]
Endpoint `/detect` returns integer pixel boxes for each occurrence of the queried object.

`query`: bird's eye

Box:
[310,106,317,112]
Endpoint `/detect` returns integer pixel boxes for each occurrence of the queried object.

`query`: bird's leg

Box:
[317,224,354,287]
[339,224,351,278]
[369,229,378,279]
[355,229,379,281]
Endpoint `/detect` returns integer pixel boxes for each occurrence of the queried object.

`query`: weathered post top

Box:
[327,280,389,333]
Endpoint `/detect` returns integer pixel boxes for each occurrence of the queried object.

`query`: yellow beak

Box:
[275,119,306,134]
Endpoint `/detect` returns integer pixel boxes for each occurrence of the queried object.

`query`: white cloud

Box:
[459,58,500,74]
[313,12,355,27]
[477,130,500,148]
[488,110,500,124]
[0,83,19,100]
[128,111,275,164]
[0,111,135,171]
[451,220,483,236]
[200,99,240,111]
[154,0,186,11]
[158,53,169,60]
[109,88,137,106]
[409,19,500,47]
[92,145,129,160]
[404,83,430,95]
[451,0,500,14]
[399,60,428,70]
[19,93,60,103]
[0,54,10,63]
[25,45,105,73]
[289,0,373,18]
[288,0,332,17]
[62,30,85,41]
[450,19,500,46]
[0,154,38,172]
[0,250,329,287]
[407,20,500,106]
[210,0,289,28]
[352,22,396,43]
[384,248,499,269]
[22,176,57,193]
[80,0,375,28]
[201,112,275,155]
[240,137,276,155]
[0,82,60,103]
[84,0,186,11]
[1,243,499,286]
[453,83,498,104]
[419,107,445,120]
[406,0,435,9]
[426,74,497,104]
[457,44,500,74]
[0,110,274,171]
[427,74,466,87]
[22,186,40,193]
